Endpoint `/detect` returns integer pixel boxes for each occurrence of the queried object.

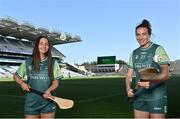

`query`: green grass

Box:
[0,76,179,118]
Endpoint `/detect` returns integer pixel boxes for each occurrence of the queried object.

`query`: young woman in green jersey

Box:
[125,19,170,118]
[13,35,62,118]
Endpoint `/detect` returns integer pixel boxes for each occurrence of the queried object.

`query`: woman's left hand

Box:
[43,89,51,99]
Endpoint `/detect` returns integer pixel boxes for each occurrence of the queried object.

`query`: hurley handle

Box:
[29,88,44,97]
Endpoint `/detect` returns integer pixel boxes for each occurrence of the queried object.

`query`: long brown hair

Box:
[32,35,54,81]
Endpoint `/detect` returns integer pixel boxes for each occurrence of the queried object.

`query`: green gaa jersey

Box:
[15,57,62,113]
[128,42,170,101]
[16,57,62,92]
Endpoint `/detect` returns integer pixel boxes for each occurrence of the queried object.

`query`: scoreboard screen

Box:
[97,56,116,65]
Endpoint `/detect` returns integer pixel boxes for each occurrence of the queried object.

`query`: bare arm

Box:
[48,80,59,92]
[125,68,134,97]
[138,64,169,89]
[13,74,30,91]
[151,64,169,83]
[44,80,60,98]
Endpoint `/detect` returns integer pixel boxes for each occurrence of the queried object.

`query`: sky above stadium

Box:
[0,0,180,64]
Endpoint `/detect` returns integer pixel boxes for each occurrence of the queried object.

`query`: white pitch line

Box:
[78,93,122,103]
[0,92,126,103]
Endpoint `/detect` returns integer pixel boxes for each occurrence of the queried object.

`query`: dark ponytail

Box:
[136,19,152,35]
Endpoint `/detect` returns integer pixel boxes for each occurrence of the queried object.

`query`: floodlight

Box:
[60,32,66,41]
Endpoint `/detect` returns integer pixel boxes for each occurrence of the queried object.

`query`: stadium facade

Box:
[0,17,83,78]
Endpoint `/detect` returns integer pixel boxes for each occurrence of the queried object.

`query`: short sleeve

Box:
[127,52,134,69]
[53,60,63,80]
[15,61,26,79]
[155,46,170,65]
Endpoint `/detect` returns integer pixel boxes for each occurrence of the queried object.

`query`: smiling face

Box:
[136,27,150,48]
[38,37,49,59]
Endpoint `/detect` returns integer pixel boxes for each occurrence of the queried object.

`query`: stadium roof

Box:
[0,17,81,45]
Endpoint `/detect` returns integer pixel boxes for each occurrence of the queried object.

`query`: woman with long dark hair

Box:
[13,35,62,118]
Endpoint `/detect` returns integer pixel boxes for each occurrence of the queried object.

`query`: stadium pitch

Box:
[0,76,179,118]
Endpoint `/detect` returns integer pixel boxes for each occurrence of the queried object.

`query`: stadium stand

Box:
[0,66,12,78]
[61,68,86,78]
[65,62,86,75]
[0,17,84,78]
[170,60,180,76]
[85,63,128,76]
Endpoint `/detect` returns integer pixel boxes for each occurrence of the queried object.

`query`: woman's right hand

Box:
[20,82,31,92]
[127,88,135,97]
